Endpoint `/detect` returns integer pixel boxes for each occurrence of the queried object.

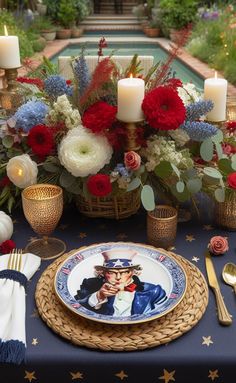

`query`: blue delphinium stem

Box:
[73,55,90,98]
[181,121,218,141]
[14,100,49,133]
[186,100,214,121]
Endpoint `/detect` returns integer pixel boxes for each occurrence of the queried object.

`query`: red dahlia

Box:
[28,124,54,158]
[142,86,186,130]
[87,174,112,197]
[227,172,236,189]
[82,101,117,134]
[226,121,236,133]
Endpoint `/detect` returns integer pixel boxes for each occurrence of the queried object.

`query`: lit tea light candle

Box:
[204,71,228,122]
[0,25,21,69]
[117,75,145,122]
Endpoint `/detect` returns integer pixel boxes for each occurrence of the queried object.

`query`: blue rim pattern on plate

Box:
[54,243,187,324]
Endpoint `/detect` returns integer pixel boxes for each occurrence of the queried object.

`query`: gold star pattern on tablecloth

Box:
[115,370,128,380]
[31,338,38,346]
[208,370,219,381]
[202,336,213,346]
[192,256,200,262]
[24,371,36,382]
[203,225,214,230]
[159,369,175,383]
[186,234,195,242]
[78,232,87,239]
[70,371,83,380]
[116,233,128,240]
[30,308,39,318]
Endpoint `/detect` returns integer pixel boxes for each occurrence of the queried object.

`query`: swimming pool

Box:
[52,41,204,89]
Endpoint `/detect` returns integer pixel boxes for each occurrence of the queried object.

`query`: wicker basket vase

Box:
[215,192,236,231]
[76,189,141,220]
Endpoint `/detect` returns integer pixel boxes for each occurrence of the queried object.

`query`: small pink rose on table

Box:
[208,236,229,255]
[124,151,141,171]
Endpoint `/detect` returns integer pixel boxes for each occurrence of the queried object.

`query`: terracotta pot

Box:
[71,27,84,38]
[144,27,160,38]
[56,29,71,39]
[170,27,191,44]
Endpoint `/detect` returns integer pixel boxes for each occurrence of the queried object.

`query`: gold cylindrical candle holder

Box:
[147,205,177,249]
[118,119,144,151]
[215,192,236,231]
[0,67,24,114]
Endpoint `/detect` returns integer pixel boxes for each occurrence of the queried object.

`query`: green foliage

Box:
[57,0,76,28]
[159,0,198,30]
[31,16,56,32]
[187,7,236,85]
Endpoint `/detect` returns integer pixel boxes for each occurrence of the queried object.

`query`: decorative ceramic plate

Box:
[54,242,187,324]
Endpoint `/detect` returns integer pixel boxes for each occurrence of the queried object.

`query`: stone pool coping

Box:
[18,36,236,99]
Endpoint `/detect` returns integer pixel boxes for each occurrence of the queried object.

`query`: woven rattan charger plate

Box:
[35,248,208,351]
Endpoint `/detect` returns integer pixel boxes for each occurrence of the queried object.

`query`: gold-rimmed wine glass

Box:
[22,184,66,260]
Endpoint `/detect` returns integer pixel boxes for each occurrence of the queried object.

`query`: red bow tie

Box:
[124,283,137,292]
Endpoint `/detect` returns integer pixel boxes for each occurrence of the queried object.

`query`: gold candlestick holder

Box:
[0,67,24,114]
[118,118,144,152]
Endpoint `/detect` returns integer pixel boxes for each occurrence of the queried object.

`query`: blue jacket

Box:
[74,275,167,316]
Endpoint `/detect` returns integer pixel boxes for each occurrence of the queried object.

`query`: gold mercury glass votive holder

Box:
[22,184,66,259]
[147,205,178,249]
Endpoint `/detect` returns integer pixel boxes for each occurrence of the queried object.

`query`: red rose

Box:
[0,240,16,255]
[227,172,236,189]
[208,236,229,255]
[124,151,141,171]
[87,174,112,197]
[226,121,236,133]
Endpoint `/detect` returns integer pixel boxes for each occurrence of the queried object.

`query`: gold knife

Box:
[205,251,232,326]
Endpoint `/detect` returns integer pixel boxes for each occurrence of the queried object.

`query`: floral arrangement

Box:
[0,39,235,215]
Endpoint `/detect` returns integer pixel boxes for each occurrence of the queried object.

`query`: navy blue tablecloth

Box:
[1,206,236,383]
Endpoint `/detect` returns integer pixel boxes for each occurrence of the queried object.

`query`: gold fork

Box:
[7,248,23,272]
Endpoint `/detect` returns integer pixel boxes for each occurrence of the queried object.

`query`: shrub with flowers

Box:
[0,39,230,214]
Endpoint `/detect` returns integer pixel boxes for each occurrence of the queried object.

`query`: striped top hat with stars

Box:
[95,249,142,271]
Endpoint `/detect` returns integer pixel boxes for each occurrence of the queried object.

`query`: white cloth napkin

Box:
[0,252,41,364]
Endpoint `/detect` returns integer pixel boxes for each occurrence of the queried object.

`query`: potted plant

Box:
[33,16,56,41]
[159,0,198,42]
[70,0,91,38]
[56,0,76,39]
[144,19,161,37]
[36,0,47,16]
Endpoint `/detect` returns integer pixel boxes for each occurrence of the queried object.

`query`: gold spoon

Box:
[222,263,236,294]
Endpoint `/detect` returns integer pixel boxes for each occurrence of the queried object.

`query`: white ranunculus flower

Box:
[58,127,113,177]
[6,154,38,189]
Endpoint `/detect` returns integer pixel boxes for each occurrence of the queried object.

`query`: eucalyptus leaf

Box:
[218,158,233,174]
[134,164,145,176]
[154,161,172,178]
[231,154,236,163]
[171,163,180,178]
[66,181,82,195]
[176,180,185,193]
[215,188,225,203]
[59,171,76,188]
[211,129,224,143]
[170,185,190,202]
[43,162,61,173]
[2,135,14,149]
[141,185,155,211]
[186,178,202,193]
[215,142,223,160]
[232,161,236,171]
[200,138,214,161]
[127,177,141,192]
[203,167,222,179]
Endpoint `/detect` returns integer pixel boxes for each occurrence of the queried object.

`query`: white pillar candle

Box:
[204,72,228,122]
[0,25,21,69]
[117,77,145,122]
